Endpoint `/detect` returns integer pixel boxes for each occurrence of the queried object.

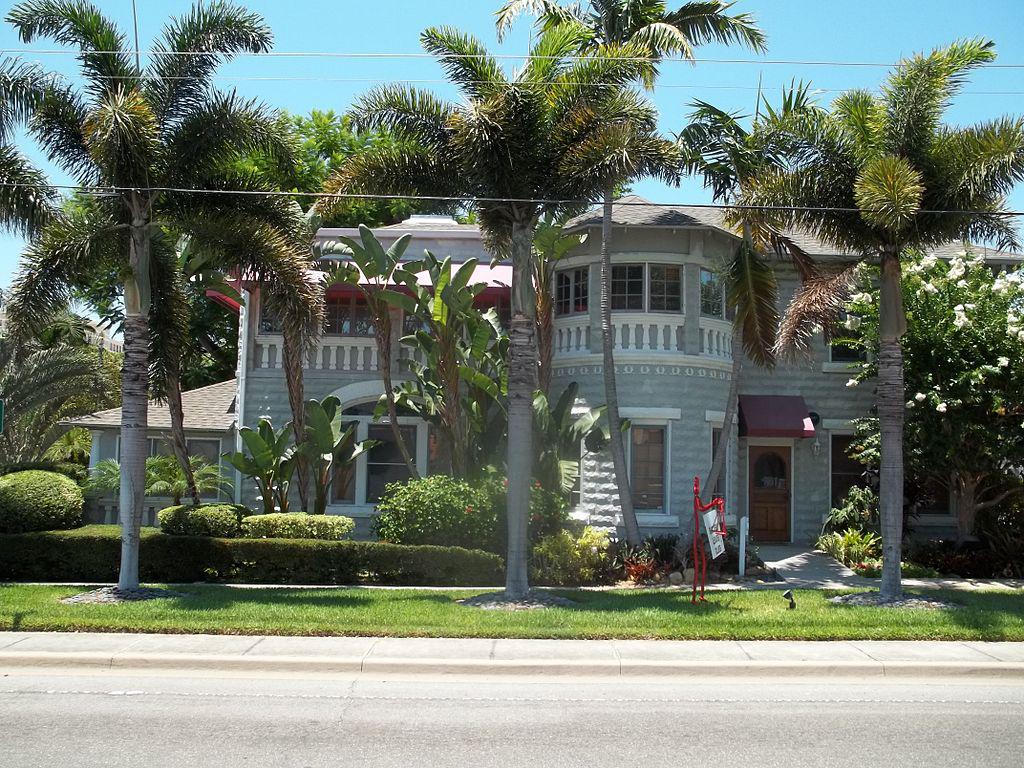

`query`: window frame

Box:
[554,266,590,316]
[829,311,868,363]
[625,423,669,514]
[324,293,373,337]
[610,263,684,314]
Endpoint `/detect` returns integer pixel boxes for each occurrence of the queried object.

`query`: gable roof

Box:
[67,379,237,432]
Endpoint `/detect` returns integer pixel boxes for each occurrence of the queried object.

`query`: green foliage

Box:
[850,559,940,579]
[823,486,879,535]
[0,460,88,486]
[300,396,374,515]
[531,526,614,586]
[224,418,296,515]
[532,382,606,494]
[241,512,355,541]
[157,503,253,538]
[374,474,569,553]
[374,475,497,550]
[88,455,231,504]
[0,469,83,533]
[817,528,882,567]
[0,525,504,587]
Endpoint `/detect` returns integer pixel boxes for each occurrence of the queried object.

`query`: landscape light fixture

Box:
[782,589,796,610]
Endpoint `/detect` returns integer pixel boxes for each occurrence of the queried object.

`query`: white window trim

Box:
[625,420,672,516]
[554,265,590,317]
[699,266,727,319]
[610,262,685,315]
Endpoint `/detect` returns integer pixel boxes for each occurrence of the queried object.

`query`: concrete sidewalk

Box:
[2,631,1023,679]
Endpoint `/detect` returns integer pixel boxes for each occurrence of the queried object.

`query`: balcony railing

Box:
[553,313,686,356]
[699,317,734,360]
[253,334,427,372]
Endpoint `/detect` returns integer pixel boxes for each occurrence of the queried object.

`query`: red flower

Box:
[465,505,474,514]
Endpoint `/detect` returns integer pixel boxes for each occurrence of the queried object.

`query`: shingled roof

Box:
[67,379,237,432]
[563,194,1023,262]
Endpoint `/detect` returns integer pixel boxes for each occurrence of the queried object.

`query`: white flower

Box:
[846,378,859,388]
[920,255,938,270]
[906,400,915,408]
[851,292,873,305]
[845,315,862,331]
[922,282,939,295]
[948,259,966,280]
[957,279,968,288]
[998,357,1010,367]
[936,402,948,413]
[915,392,927,402]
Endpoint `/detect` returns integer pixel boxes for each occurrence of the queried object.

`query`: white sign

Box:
[703,509,726,560]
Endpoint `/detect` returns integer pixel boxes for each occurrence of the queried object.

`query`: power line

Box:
[6,181,1024,218]
[5,48,1024,69]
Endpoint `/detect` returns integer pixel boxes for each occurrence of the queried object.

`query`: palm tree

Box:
[532,216,585,394]
[498,1,764,545]
[678,86,818,500]
[3,1,308,591]
[327,25,677,596]
[740,39,1024,599]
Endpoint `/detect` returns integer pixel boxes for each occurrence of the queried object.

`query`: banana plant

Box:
[320,225,421,477]
[300,395,376,515]
[224,418,296,516]
[532,382,607,495]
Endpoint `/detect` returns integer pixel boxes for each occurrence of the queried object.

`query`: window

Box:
[555,267,589,315]
[830,311,867,363]
[710,427,726,499]
[630,426,665,511]
[700,268,724,318]
[366,424,417,502]
[325,295,372,336]
[830,435,864,507]
[611,265,645,310]
[146,437,221,465]
[649,265,682,312]
[259,298,282,334]
[611,264,682,312]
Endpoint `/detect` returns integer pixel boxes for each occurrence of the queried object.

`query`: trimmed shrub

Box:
[241,513,355,541]
[0,470,84,533]
[158,503,253,538]
[531,526,615,586]
[0,461,88,486]
[817,527,881,566]
[0,524,504,586]
[374,475,498,550]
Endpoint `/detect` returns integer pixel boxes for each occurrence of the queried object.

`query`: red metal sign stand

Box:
[692,476,726,604]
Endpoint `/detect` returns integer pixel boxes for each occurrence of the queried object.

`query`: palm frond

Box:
[775,264,859,359]
[495,0,582,41]
[727,239,777,367]
[420,26,507,100]
[661,1,767,53]
[0,143,56,237]
[348,84,454,146]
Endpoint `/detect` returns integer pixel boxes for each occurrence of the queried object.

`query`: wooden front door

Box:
[748,445,791,543]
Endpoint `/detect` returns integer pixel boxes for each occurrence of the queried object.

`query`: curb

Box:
[3,651,1023,679]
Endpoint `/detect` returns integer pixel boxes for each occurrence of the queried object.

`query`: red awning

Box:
[738,395,815,438]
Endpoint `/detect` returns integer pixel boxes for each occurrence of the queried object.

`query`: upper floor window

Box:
[700,268,725,318]
[259,299,283,334]
[325,295,372,336]
[830,311,867,363]
[555,267,589,315]
[611,264,682,313]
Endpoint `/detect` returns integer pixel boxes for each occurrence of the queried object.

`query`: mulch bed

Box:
[60,587,189,605]
[458,591,577,611]
[828,592,957,610]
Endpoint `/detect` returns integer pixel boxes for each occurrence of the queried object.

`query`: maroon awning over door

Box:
[738,395,815,438]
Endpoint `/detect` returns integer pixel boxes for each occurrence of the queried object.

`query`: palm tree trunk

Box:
[281,320,310,511]
[877,247,906,600]
[600,187,641,545]
[118,213,152,592]
[166,369,200,506]
[505,217,538,598]
[374,304,419,479]
[704,325,742,503]
[535,263,554,395]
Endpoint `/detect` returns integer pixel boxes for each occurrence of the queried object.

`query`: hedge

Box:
[241,513,355,541]
[158,504,253,538]
[0,525,504,586]
[0,470,84,534]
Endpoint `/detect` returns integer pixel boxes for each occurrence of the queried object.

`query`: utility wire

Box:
[5,181,1024,217]
[5,48,1024,69]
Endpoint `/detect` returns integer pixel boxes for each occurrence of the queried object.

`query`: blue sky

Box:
[0,0,1022,287]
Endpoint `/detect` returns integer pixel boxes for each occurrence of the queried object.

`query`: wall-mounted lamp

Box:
[811,436,822,457]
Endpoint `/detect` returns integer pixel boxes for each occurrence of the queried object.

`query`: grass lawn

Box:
[1,584,1023,640]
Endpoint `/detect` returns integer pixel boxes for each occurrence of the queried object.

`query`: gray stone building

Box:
[83,199,1018,543]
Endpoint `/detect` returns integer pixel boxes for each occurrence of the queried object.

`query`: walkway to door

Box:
[757,545,872,590]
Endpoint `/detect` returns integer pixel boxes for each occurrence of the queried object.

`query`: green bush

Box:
[0,470,84,533]
[374,475,499,550]
[158,503,253,538]
[531,526,614,586]
[374,475,570,553]
[0,461,88,486]
[0,525,504,586]
[241,513,355,541]
[822,486,879,535]
[817,527,881,566]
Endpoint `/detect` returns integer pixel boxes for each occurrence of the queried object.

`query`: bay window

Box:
[555,267,589,315]
[611,264,682,312]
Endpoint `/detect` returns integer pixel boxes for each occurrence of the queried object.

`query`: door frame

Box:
[745,437,795,544]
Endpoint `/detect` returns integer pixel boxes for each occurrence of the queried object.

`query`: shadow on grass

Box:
[553,589,737,615]
[157,587,377,611]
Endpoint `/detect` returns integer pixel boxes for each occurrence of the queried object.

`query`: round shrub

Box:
[0,470,84,533]
[158,503,252,538]
[241,512,355,541]
[531,526,614,586]
[374,475,497,550]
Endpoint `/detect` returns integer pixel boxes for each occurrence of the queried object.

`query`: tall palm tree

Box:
[678,86,817,500]
[740,39,1024,599]
[4,1,308,591]
[498,1,764,545]
[326,25,677,596]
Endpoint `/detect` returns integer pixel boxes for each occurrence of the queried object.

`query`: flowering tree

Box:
[844,250,1024,540]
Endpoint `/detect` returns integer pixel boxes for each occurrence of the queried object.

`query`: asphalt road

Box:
[1,669,1022,768]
